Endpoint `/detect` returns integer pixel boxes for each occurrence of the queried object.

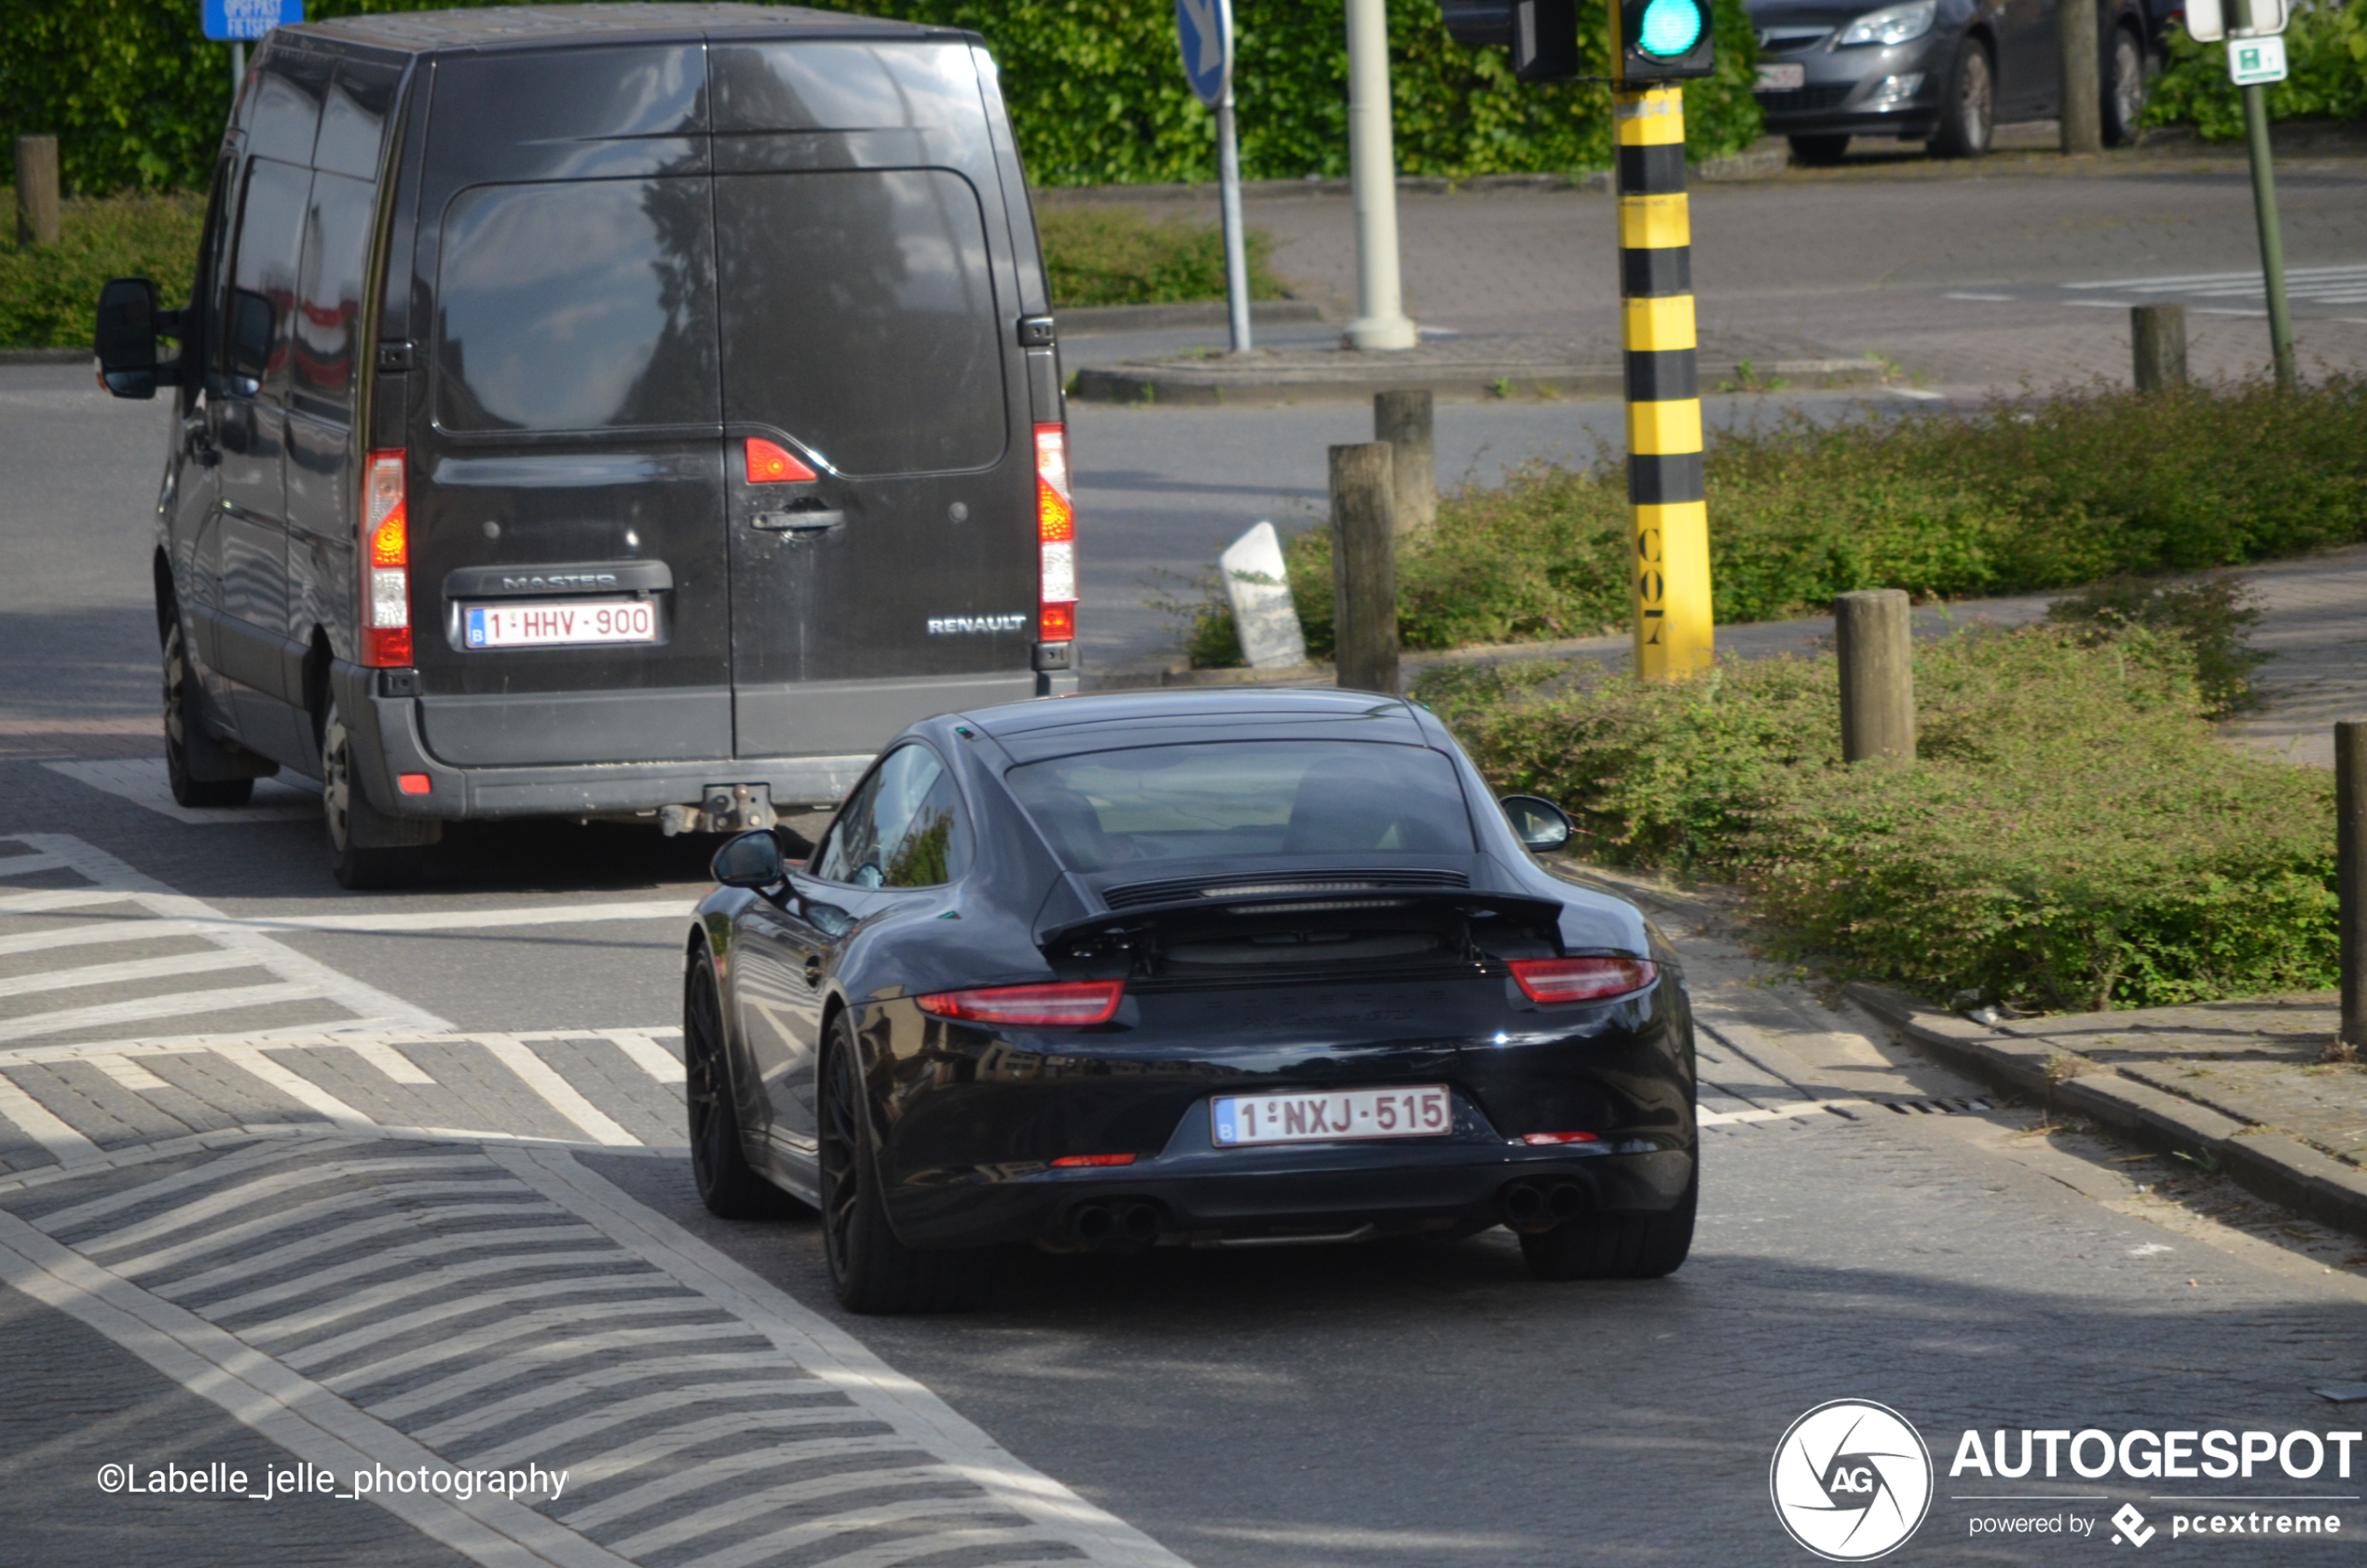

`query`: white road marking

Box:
[64,1153,496,1255]
[279,1281,706,1373]
[0,1070,103,1163]
[43,758,322,824]
[669,1501,1039,1568]
[2064,262,2367,293]
[0,834,451,1054]
[0,1205,641,1568]
[605,1464,961,1559]
[0,947,268,1000]
[214,1041,379,1126]
[479,1034,642,1147]
[1942,291,2016,301]
[349,1039,437,1084]
[604,1029,687,1084]
[556,1437,934,1534]
[417,1354,813,1446]
[102,1184,532,1278]
[92,1057,171,1093]
[200,1235,616,1321]
[219,900,693,934]
[499,1146,1197,1567]
[0,982,324,1043]
[157,1210,586,1302]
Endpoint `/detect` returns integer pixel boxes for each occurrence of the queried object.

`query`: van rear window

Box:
[434,178,718,433]
[716,169,1004,476]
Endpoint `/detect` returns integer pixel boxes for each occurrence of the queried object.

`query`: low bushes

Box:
[1036,205,1285,307]
[0,188,202,349]
[1181,379,2367,665]
[2145,1,2367,139]
[1422,615,2334,1013]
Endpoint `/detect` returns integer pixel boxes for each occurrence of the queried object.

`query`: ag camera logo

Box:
[1771,1400,1935,1561]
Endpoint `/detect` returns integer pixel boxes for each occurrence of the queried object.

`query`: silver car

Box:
[1748,0,2166,162]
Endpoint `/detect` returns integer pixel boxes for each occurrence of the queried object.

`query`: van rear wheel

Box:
[163,621,253,809]
[322,701,427,890]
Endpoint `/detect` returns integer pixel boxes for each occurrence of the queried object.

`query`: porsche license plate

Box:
[1211,1085,1451,1148]
[465,600,656,649]
[1756,62,1806,91]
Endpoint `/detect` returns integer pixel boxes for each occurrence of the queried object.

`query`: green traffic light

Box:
[1637,0,1703,56]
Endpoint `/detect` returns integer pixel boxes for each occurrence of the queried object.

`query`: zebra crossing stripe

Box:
[0,832,451,1046]
[478,1034,642,1148]
[213,1041,379,1126]
[0,1203,639,1568]
[0,1070,102,1163]
[5,1139,1194,1567]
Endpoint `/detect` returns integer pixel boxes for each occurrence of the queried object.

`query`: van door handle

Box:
[753,510,844,536]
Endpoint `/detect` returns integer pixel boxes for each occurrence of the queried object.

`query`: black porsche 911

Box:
[683,689,1699,1313]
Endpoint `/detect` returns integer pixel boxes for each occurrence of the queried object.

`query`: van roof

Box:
[303,3,960,55]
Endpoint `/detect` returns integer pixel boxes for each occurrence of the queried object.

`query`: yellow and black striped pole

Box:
[1614,84,1712,679]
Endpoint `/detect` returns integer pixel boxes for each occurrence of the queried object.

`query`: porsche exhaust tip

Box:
[1499,1179,1586,1234]
[1069,1204,1116,1245]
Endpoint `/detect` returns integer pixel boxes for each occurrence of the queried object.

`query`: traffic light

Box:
[1439,1,1581,82]
[1617,0,1715,82]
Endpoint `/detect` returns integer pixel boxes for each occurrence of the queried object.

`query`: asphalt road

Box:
[4,158,2367,1568]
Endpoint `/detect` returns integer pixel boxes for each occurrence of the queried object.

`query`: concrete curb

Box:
[1845,983,2367,1240]
[1073,355,1888,406]
[1056,299,1327,336]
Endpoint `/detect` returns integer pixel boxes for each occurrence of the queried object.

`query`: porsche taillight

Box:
[916,979,1121,1028]
[1034,423,1075,642]
[1508,957,1660,1005]
[361,449,410,667]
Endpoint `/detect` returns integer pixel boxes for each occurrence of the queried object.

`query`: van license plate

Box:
[465,601,656,649]
[1211,1085,1451,1148]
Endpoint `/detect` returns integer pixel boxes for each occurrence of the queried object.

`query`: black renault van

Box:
[95,4,1075,887]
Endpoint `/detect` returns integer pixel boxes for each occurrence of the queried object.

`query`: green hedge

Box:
[1423,623,2337,1012]
[0,0,1760,195]
[1180,378,2367,664]
[2144,0,2367,138]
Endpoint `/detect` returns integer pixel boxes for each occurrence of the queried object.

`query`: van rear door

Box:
[409,45,733,769]
[710,39,1038,760]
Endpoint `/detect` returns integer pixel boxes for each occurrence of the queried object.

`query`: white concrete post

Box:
[1344,0,1417,351]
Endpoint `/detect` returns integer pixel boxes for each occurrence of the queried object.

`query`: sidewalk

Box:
[1851,986,2367,1241]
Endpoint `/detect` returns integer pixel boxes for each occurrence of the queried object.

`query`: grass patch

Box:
[1037,204,1287,308]
[1178,380,2367,665]
[0,188,204,349]
[0,191,1288,346]
[1419,620,2334,1014]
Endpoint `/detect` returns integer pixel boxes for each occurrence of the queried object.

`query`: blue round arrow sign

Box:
[1176,0,1234,107]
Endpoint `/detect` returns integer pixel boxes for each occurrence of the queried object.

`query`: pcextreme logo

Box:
[1772,1400,1936,1561]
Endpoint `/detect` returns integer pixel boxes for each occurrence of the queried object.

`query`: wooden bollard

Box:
[14,135,61,248]
[1835,589,1915,763]
[1329,443,1400,694]
[2339,722,2367,1050]
[1373,389,1434,535]
[2132,305,2187,391]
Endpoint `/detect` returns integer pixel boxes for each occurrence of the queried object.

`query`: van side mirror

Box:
[712,828,786,889]
[1499,794,1573,852]
[94,277,162,400]
[226,288,274,392]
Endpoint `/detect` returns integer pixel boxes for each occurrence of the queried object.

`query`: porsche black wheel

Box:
[819,1016,998,1314]
[1520,1162,1696,1281]
[685,957,783,1220]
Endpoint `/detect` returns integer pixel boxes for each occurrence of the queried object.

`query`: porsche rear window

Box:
[1006,742,1474,871]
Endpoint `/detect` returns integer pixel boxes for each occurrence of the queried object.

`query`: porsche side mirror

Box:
[712,828,786,888]
[1499,794,1573,852]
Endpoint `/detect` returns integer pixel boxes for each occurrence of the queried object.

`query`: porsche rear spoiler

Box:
[1036,883,1571,955]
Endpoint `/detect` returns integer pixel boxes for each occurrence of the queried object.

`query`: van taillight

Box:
[361,449,410,668]
[1034,423,1075,642]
